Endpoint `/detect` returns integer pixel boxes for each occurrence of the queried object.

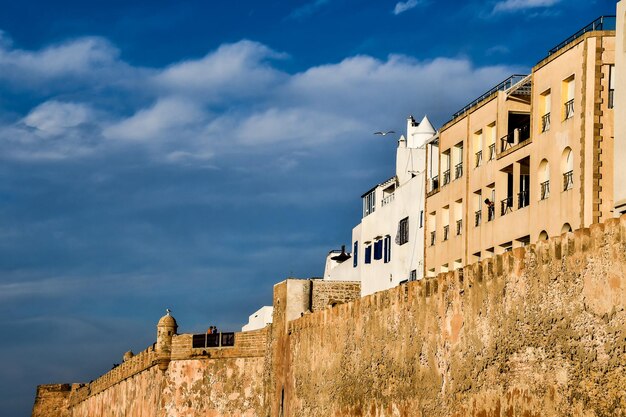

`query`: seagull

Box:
[374,131,396,136]
[166,308,171,315]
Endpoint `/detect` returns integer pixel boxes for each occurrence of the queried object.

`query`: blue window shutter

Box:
[353,242,358,267]
[365,245,372,264]
[374,240,383,260]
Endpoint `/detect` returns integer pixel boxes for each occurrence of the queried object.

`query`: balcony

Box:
[500,123,530,152]
[540,180,550,200]
[487,205,495,221]
[475,210,482,226]
[488,144,496,161]
[455,163,463,180]
[430,175,439,192]
[518,190,529,209]
[381,193,395,207]
[547,16,616,56]
[501,197,513,216]
[564,99,574,120]
[443,225,449,241]
[456,219,462,236]
[541,113,551,132]
[443,169,451,186]
[475,151,482,168]
[451,74,529,120]
[563,171,573,191]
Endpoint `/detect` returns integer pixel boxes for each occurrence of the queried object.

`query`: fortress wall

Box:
[31,384,71,417]
[311,280,361,311]
[171,327,269,360]
[270,217,626,417]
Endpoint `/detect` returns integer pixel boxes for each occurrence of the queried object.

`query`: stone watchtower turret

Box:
[156,309,178,371]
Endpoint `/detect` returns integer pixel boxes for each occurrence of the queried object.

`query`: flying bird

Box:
[374,130,396,136]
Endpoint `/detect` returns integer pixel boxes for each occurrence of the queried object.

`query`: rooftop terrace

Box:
[547,15,615,56]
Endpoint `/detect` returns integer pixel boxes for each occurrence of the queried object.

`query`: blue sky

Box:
[0,0,618,414]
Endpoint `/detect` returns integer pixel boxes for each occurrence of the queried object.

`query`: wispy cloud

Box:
[287,0,330,20]
[493,0,560,13]
[393,0,422,15]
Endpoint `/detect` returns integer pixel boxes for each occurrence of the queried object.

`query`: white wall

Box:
[242,306,273,332]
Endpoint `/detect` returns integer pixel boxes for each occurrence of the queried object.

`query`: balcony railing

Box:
[487,205,495,221]
[563,171,574,191]
[455,163,463,179]
[381,193,395,207]
[475,210,482,226]
[548,16,616,56]
[501,197,513,216]
[540,180,550,200]
[488,143,496,161]
[564,99,574,120]
[542,112,551,132]
[456,219,462,236]
[518,190,529,209]
[500,123,530,152]
[192,332,235,349]
[430,175,439,192]
[430,231,436,246]
[443,169,450,185]
[443,225,449,241]
[475,151,482,168]
[451,74,529,119]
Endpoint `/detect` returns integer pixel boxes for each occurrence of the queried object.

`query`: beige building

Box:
[425,16,616,276]
[615,1,626,214]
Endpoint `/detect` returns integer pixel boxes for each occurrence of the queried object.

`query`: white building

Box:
[323,115,437,296]
[241,306,273,332]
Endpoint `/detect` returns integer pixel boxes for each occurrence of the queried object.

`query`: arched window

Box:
[561,148,574,191]
[561,223,572,234]
[538,159,550,200]
[538,230,549,241]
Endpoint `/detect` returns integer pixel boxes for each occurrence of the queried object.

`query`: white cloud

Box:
[393,0,421,15]
[493,0,560,13]
[23,101,93,136]
[287,0,330,20]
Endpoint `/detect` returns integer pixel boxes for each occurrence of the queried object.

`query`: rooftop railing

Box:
[451,74,528,119]
[547,16,616,56]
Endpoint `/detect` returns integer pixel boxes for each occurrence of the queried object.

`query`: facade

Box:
[242,305,273,332]
[425,16,616,275]
[615,1,626,214]
[324,116,436,296]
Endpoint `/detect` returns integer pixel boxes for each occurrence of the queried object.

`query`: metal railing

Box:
[475,210,482,226]
[452,74,529,119]
[430,175,439,192]
[487,205,495,221]
[563,171,574,191]
[381,193,395,206]
[430,231,436,246]
[548,16,616,56]
[488,143,496,160]
[501,197,513,216]
[540,180,550,200]
[443,169,450,185]
[518,190,529,209]
[542,112,551,132]
[564,99,574,120]
[475,151,482,168]
[192,332,235,349]
[455,163,463,179]
[456,219,462,236]
[500,123,530,152]
[443,225,449,241]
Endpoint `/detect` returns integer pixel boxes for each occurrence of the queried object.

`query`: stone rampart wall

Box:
[270,218,626,416]
[171,327,269,360]
[311,280,361,312]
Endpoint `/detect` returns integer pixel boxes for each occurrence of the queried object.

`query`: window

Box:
[562,147,573,191]
[487,122,496,161]
[409,270,417,281]
[383,235,391,263]
[397,217,409,245]
[353,241,358,267]
[364,244,372,264]
[541,89,551,132]
[539,159,550,200]
[419,210,424,228]
[362,190,376,217]
[442,150,451,185]
[373,239,383,260]
[473,130,483,168]
[563,75,575,120]
[454,142,463,179]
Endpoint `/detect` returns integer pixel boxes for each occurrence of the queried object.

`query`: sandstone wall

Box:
[269,218,626,417]
[311,280,361,311]
[31,384,71,417]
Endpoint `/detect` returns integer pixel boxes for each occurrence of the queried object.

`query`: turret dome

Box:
[158,309,178,329]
